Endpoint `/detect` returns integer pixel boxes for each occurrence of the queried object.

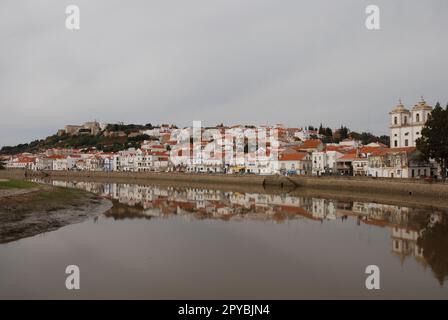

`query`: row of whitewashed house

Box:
[4,149,170,172]
[2,139,439,178]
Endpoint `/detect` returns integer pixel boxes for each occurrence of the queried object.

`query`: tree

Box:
[338,126,349,140]
[378,135,390,147]
[318,124,334,143]
[416,102,448,180]
[417,216,448,285]
[0,159,5,170]
[318,124,324,135]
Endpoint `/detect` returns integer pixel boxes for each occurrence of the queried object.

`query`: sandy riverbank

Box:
[0,180,112,244]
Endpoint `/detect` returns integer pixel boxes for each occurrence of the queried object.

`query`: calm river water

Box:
[0,180,447,299]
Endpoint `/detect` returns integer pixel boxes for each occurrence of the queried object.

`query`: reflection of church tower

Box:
[389,98,432,148]
[391,226,426,267]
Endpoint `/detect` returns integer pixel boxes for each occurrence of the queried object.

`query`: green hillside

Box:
[0,124,159,155]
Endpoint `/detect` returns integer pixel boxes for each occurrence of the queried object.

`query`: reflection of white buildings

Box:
[350,200,427,262]
[352,202,412,222]
[391,226,425,262]
[311,198,337,220]
[428,213,442,228]
[43,179,444,268]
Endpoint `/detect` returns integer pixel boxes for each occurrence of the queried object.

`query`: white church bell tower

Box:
[389,97,432,148]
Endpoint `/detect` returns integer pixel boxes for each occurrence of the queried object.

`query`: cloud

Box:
[1,0,447,147]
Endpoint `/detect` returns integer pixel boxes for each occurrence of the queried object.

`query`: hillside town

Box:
[0,98,444,179]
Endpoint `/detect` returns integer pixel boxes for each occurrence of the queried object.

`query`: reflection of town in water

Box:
[50,180,448,285]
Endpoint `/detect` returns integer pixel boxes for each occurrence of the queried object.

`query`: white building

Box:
[35,157,50,170]
[390,98,432,148]
[271,152,312,175]
[51,155,76,171]
[352,158,369,176]
[366,147,433,178]
[312,150,343,175]
[294,129,323,141]
[6,156,37,170]
[339,139,361,148]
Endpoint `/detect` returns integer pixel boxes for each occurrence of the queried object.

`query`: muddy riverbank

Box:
[0,181,112,244]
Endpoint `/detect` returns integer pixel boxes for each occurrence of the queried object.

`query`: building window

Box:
[405,139,409,147]
[416,113,420,122]
[394,140,398,147]
[394,116,398,125]
[404,116,408,125]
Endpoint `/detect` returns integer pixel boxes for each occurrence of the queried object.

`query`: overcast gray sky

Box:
[1,0,447,147]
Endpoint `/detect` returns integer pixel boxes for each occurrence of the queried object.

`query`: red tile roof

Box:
[359,146,383,154]
[47,155,67,159]
[279,152,308,161]
[370,147,417,156]
[337,153,357,160]
[18,157,36,163]
[301,139,323,149]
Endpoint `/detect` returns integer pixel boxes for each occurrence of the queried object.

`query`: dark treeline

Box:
[307,124,390,146]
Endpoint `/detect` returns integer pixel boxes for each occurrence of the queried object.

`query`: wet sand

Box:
[0,186,42,199]
[0,184,112,244]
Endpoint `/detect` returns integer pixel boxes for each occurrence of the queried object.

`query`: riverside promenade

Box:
[1,169,447,206]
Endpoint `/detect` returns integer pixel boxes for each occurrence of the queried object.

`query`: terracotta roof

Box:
[18,157,36,163]
[279,152,308,161]
[47,155,67,159]
[152,151,169,156]
[337,153,357,161]
[301,139,323,149]
[370,147,417,157]
[344,148,358,155]
[359,146,383,154]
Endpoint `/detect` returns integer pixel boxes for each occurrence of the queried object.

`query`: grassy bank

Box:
[0,179,38,189]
